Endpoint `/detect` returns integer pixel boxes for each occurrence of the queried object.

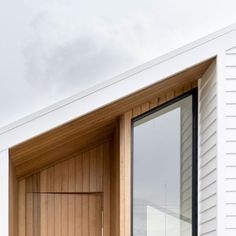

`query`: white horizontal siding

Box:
[181,98,192,236]
[225,47,236,234]
[199,62,217,236]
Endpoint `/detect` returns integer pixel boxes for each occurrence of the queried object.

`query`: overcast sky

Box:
[1,0,236,128]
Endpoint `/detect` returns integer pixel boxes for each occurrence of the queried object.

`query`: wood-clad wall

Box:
[25,193,102,236]
[119,112,132,236]
[9,160,18,236]
[25,143,105,193]
[110,125,120,236]
[14,76,200,236]
[131,80,197,118]
[118,79,198,236]
[10,58,213,179]
[17,141,112,236]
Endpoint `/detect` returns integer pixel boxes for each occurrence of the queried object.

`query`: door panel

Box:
[26,193,102,236]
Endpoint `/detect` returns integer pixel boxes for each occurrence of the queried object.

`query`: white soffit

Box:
[1,23,236,151]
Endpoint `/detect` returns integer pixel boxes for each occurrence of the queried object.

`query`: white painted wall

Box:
[197,37,236,236]
[219,44,236,236]
[0,150,9,236]
[198,61,217,236]
[180,96,193,236]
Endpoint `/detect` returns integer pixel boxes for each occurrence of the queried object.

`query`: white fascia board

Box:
[0,150,9,236]
[0,23,236,151]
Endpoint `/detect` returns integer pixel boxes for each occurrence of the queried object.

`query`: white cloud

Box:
[1,0,236,127]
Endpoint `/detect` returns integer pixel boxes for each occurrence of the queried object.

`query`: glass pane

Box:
[133,96,193,236]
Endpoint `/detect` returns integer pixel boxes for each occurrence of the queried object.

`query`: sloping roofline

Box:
[1,22,236,150]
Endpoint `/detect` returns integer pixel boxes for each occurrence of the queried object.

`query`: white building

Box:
[1,23,236,236]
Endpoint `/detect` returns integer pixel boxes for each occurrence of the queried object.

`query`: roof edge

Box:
[1,22,236,136]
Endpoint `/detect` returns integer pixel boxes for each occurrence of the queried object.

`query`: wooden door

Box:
[26,193,102,236]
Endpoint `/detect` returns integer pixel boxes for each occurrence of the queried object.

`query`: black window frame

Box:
[131,88,198,236]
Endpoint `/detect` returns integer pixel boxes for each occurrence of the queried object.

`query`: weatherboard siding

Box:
[180,99,193,236]
[198,62,217,236]
[225,46,236,235]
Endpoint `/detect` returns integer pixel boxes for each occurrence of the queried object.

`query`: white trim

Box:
[198,61,218,235]
[0,150,9,236]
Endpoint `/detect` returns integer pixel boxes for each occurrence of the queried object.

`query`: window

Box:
[132,91,197,236]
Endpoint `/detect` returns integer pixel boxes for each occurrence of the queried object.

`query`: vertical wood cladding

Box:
[120,78,199,236]
[25,193,102,236]
[131,80,197,119]
[18,141,111,236]
[17,74,203,236]
[25,143,106,193]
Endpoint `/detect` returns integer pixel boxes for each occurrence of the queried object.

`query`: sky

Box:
[1,0,236,128]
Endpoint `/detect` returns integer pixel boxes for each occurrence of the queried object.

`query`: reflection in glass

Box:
[133,96,193,236]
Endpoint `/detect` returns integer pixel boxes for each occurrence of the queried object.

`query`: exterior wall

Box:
[17,141,112,236]
[129,63,218,236]
[180,97,193,236]
[130,64,218,236]
[128,79,199,236]
[221,45,236,236]
[211,40,236,236]
[0,150,9,236]
[131,81,198,118]
[129,69,218,236]
[198,62,217,236]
